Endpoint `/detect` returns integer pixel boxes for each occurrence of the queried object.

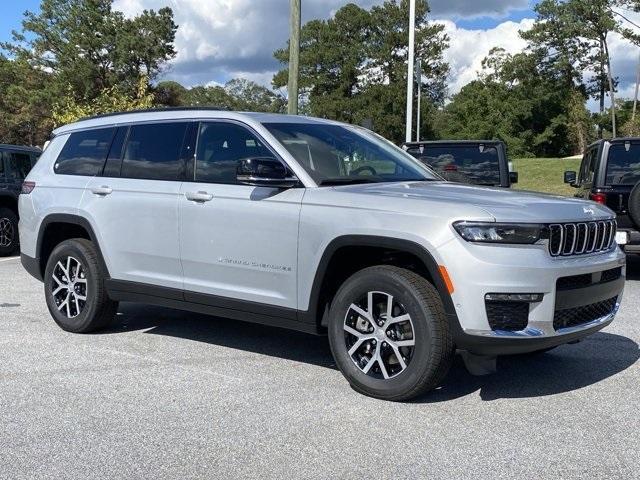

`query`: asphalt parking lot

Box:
[0,255,638,479]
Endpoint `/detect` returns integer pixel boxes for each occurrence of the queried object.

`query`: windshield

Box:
[263,123,439,185]
[605,143,640,185]
[405,144,501,185]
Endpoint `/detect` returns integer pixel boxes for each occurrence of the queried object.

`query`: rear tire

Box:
[0,207,19,257]
[328,266,454,401]
[44,238,118,333]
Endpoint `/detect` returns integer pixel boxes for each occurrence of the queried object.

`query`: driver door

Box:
[179,121,303,310]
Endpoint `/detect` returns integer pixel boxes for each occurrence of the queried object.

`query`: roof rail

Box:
[78,106,232,122]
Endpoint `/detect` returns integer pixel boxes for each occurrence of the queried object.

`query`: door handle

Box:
[91,186,113,196]
[185,191,213,203]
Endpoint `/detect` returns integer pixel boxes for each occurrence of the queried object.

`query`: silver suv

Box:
[19,109,626,400]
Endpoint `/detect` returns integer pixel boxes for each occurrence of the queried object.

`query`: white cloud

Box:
[113,0,535,88]
[440,18,534,94]
[429,0,529,18]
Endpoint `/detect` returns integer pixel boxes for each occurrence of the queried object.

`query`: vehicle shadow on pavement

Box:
[414,332,639,403]
[105,303,337,369]
[106,303,638,403]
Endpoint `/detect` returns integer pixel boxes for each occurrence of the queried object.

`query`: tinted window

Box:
[265,123,434,184]
[406,145,500,185]
[605,143,640,185]
[579,149,597,185]
[102,127,128,177]
[195,122,273,184]
[55,128,114,176]
[121,122,188,181]
[8,151,35,179]
[0,153,5,177]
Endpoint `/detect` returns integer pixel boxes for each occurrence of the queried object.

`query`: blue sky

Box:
[1,0,636,104]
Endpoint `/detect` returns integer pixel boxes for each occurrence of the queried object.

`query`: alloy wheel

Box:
[343,291,415,379]
[0,218,14,248]
[51,256,88,319]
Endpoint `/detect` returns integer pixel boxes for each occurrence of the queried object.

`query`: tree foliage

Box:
[273,0,449,143]
[52,76,154,126]
[3,0,177,99]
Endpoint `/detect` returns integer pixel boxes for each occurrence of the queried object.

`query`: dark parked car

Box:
[402,140,518,188]
[0,144,41,256]
[564,138,640,253]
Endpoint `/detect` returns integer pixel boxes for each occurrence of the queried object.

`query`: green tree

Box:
[52,76,154,126]
[436,48,582,157]
[522,0,640,138]
[4,0,177,100]
[273,0,449,143]
[0,55,55,145]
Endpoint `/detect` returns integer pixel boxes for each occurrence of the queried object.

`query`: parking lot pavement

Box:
[0,255,638,480]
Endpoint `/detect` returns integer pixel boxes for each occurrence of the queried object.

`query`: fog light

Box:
[485,293,543,303]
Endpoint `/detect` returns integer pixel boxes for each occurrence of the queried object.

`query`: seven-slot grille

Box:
[548,220,616,257]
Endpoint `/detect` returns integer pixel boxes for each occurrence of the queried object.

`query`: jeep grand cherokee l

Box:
[19,109,626,401]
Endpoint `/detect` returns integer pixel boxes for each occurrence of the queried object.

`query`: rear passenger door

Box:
[179,121,302,309]
[79,122,190,290]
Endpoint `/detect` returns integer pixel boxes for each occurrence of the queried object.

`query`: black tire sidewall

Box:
[44,240,104,333]
[0,207,19,256]
[328,267,444,400]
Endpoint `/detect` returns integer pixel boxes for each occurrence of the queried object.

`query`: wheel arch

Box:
[35,214,110,280]
[301,235,458,331]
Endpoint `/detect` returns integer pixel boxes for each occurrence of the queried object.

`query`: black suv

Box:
[402,140,518,188]
[564,138,640,253]
[0,144,40,256]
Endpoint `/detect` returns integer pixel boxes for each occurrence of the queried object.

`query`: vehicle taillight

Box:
[589,193,606,204]
[21,181,36,194]
[444,164,458,171]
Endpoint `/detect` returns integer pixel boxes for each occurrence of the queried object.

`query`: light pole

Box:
[415,58,421,142]
[288,0,301,115]
[405,0,416,143]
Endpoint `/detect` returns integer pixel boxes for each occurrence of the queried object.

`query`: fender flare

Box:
[301,235,459,330]
[35,213,110,278]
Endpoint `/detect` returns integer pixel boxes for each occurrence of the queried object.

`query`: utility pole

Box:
[633,50,640,121]
[287,0,301,115]
[405,0,416,143]
[415,58,421,142]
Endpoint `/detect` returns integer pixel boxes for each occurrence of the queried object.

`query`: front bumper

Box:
[437,237,626,355]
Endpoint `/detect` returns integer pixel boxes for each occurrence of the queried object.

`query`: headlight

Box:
[453,221,547,244]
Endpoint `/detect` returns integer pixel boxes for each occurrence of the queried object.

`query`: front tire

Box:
[0,207,19,257]
[328,266,454,401]
[44,238,118,333]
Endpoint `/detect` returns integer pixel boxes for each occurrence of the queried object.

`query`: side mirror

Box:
[509,171,518,184]
[564,171,577,186]
[237,157,299,188]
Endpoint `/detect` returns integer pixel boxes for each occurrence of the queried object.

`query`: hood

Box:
[335,181,615,223]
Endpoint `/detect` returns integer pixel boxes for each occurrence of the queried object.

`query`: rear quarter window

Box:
[55,128,115,176]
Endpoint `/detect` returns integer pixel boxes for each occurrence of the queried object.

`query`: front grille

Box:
[556,267,623,291]
[486,301,529,331]
[553,296,617,330]
[548,220,616,257]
